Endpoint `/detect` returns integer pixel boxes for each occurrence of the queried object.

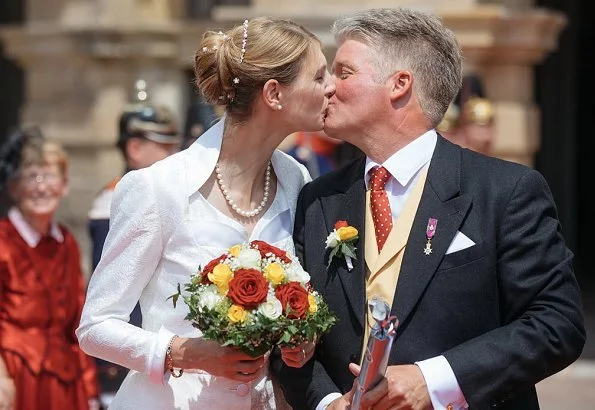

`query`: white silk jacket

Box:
[76,117,311,409]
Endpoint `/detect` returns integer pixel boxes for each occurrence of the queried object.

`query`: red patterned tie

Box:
[369,166,393,252]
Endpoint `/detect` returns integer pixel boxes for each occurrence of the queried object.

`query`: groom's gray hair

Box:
[331,8,463,127]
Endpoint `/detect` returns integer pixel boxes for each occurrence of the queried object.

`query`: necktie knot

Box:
[369,166,391,191]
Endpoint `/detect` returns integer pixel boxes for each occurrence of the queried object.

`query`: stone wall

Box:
[0,0,566,276]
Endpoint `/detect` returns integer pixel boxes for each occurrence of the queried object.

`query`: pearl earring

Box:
[276,104,282,110]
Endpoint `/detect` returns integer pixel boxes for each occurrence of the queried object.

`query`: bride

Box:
[76,17,335,409]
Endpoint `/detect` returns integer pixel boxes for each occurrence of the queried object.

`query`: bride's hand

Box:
[280,341,316,368]
[173,338,266,382]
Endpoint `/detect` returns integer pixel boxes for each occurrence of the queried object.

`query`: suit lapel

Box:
[392,137,471,326]
[320,158,367,328]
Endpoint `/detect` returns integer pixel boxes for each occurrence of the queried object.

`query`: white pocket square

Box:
[446,231,475,254]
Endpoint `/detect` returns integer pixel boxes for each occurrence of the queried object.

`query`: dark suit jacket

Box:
[272,136,585,409]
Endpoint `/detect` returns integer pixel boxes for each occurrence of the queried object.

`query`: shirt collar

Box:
[8,207,64,248]
[365,129,437,189]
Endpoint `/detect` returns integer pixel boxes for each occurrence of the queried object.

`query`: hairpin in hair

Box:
[202,46,218,53]
[239,19,248,63]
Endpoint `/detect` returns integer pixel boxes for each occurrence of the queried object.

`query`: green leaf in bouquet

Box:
[280,332,292,344]
[276,297,338,351]
[239,342,274,358]
[186,304,283,358]
[166,283,182,308]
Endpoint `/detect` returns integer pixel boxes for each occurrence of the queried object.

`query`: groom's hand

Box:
[327,394,352,410]
[355,364,432,410]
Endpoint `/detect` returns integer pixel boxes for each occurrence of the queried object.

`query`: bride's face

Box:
[282,47,335,132]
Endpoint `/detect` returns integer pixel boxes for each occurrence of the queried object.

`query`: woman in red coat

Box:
[0,128,99,410]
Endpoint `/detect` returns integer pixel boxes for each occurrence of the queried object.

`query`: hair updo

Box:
[194,17,321,121]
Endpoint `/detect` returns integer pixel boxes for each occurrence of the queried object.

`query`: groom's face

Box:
[325,39,390,145]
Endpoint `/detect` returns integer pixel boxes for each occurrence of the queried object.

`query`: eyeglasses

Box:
[19,172,63,189]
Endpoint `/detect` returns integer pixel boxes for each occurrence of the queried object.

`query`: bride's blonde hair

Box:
[194,17,321,121]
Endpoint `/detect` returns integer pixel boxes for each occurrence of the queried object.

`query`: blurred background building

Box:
[1,0,592,364]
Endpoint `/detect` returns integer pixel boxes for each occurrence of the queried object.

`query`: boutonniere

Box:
[325,220,359,270]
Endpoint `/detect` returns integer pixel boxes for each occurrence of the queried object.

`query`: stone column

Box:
[443,6,566,165]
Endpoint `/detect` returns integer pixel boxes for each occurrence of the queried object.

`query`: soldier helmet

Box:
[117,103,181,153]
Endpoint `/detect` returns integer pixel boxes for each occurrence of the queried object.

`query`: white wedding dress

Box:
[76,118,310,409]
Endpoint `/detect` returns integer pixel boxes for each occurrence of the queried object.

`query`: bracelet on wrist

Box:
[166,335,184,378]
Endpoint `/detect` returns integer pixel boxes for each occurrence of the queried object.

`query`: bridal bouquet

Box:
[170,240,336,357]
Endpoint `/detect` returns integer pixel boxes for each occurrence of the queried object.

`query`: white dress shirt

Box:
[317,130,468,410]
[76,117,310,410]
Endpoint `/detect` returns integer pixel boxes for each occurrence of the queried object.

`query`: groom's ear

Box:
[262,79,282,111]
[388,70,413,102]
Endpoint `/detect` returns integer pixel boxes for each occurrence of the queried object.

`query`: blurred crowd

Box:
[0,73,494,409]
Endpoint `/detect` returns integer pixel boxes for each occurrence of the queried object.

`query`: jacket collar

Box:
[183,116,224,198]
[181,116,309,225]
[391,135,471,326]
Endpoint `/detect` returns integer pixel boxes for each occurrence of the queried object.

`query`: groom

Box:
[271,8,585,410]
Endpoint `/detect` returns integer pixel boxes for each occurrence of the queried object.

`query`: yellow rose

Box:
[337,226,358,241]
[208,264,233,295]
[229,245,242,257]
[264,262,285,285]
[228,305,248,323]
[308,294,318,313]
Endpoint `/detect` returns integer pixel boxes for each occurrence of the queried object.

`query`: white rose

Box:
[285,263,311,284]
[236,248,262,269]
[257,297,283,320]
[325,230,340,248]
[198,285,222,310]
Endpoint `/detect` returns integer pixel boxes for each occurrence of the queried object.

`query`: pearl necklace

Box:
[214,162,271,218]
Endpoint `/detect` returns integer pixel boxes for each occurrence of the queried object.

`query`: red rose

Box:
[334,220,349,229]
[227,268,269,308]
[200,254,227,284]
[275,282,309,319]
[250,240,291,263]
